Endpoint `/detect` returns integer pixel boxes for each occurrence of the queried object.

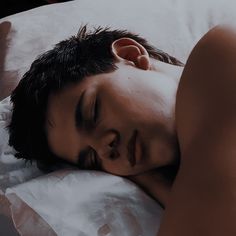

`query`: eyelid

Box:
[92,96,100,124]
[81,89,98,129]
[91,95,96,121]
[75,90,86,129]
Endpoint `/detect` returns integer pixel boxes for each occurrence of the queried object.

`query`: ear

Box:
[111,38,150,70]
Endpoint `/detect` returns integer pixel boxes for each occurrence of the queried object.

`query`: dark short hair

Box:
[8,25,184,172]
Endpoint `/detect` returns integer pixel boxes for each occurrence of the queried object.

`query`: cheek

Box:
[101,89,168,142]
[104,87,155,119]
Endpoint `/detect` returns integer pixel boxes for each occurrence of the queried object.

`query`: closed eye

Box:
[75,90,86,129]
[92,97,100,125]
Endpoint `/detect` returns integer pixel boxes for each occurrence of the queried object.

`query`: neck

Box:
[150,58,184,86]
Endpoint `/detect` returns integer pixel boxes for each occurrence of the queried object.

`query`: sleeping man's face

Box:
[46,59,183,176]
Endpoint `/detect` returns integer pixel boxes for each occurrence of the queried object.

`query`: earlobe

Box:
[111,38,150,70]
[136,55,150,70]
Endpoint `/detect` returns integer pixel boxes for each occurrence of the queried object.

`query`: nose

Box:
[90,130,120,160]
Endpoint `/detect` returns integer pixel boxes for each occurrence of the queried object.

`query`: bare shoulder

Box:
[176,24,236,154]
[176,23,236,188]
[157,25,236,235]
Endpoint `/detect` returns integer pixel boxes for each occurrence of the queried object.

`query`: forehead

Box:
[47,81,84,128]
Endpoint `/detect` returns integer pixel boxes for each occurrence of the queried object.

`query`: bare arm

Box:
[158,25,236,236]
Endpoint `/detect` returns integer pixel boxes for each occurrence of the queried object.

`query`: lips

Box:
[127,130,138,167]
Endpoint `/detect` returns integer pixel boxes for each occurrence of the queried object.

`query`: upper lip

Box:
[127,130,138,167]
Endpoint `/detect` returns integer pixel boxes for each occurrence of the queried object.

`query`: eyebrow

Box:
[75,90,86,129]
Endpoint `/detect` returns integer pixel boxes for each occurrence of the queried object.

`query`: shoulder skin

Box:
[158,25,236,236]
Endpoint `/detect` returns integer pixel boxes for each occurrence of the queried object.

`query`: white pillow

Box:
[6,170,163,236]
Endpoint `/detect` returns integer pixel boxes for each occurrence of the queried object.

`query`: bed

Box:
[0,0,236,235]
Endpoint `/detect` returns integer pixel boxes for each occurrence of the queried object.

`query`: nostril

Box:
[109,134,119,148]
[109,132,120,148]
[109,150,120,160]
[109,140,116,148]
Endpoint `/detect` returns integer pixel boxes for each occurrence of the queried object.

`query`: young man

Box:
[8,24,236,235]
[8,25,184,207]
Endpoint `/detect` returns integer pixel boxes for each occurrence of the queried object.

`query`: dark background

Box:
[0,0,72,19]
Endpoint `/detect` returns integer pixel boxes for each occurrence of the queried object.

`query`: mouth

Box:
[127,130,138,167]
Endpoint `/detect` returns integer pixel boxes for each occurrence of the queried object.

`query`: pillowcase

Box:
[6,169,163,236]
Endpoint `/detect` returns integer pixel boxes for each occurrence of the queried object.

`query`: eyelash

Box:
[84,97,100,131]
[92,98,99,125]
[87,149,101,170]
